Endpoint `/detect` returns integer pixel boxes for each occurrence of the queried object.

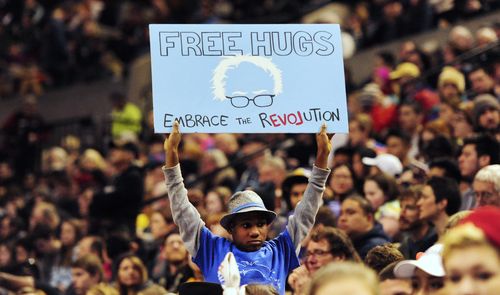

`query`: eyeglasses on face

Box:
[303,249,331,258]
[226,94,275,108]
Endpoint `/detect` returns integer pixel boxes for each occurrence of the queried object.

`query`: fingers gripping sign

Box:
[315,123,334,169]
[164,120,182,167]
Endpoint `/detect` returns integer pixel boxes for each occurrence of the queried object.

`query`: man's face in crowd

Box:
[478,107,499,130]
[71,267,100,295]
[399,197,422,231]
[417,185,443,221]
[380,278,412,295]
[411,269,445,295]
[230,212,269,252]
[399,105,421,132]
[473,179,499,208]
[338,199,372,237]
[468,69,494,94]
[458,144,479,178]
[439,83,460,101]
[304,238,335,275]
[386,136,409,162]
[289,183,307,210]
[164,233,188,264]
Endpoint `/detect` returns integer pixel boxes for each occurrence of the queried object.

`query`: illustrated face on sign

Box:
[212,56,283,108]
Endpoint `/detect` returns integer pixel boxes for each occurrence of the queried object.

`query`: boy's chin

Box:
[237,242,263,252]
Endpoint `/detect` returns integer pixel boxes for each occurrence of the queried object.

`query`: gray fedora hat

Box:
[220,190,277,231]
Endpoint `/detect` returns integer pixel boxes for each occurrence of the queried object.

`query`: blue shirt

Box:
[194,227,299,294]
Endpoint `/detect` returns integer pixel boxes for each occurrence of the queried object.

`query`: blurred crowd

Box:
[1,0,500,98]
[1,0,500,295]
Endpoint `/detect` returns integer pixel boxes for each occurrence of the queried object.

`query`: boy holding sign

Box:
[162,122,332,294]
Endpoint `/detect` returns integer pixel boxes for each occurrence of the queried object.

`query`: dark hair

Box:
[364,174,400,203]
[343,195,374,216]
[377,51,396,68]
[71,254,104,282]
[428,158,461,183]
[426,177,461,215]
[462,134,500,165]
[422,136,456,162]
[400,100,424,115]
[379,261,401,281]
[364,243,404,273]
[314,206,336,227]
[310,226,362,263]
[385,128,412,146]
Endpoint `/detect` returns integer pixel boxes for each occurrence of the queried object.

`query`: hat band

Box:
[231,202,266,214]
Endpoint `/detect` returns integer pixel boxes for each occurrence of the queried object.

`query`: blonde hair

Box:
[307,262,379,295]
[441,223,498,260]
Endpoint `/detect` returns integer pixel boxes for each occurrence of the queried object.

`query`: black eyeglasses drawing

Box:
[226,94,276,108]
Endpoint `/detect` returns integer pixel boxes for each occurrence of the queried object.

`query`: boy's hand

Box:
[315,123,333,169]
[164,121,181,167]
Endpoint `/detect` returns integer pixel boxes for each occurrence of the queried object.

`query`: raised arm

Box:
[286,124,332,252]
[163,121,204,257]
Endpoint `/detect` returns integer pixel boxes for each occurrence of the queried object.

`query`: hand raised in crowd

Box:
[164,120,181,167]
[315,123,334,169]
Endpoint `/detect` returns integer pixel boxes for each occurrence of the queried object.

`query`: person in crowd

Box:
[89,142,144,236]
[324,164,360,218]
[440,206,500,295]
[306,261,379,295]
[458,134,499,210]
[467,65,496,99]
[288,226,361,295]
[363,174,401,238]
[472,94,499,137]
[364,243,404,273]
[151,231,197,293]
[427,158,461,185]
[109,92,142,143]
[66,254,104,295]
[385,128,414,169]
[162,122,331,294]
[397,101,425,160]
[362,153,404,178]
[417,177,461,236]
[472,164,500,208]
[113,253,167,295]
[398,188,438,259]
[338,195,390,259]
[437,66,466,104]
[204,186,231,216]
[379,261,412,295]
[394,244,446,295]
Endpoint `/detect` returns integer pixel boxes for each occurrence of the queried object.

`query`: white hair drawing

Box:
[212,55,283,101]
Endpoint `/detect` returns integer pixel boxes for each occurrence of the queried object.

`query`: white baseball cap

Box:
[362,153,403,177]
[394,244,445,278]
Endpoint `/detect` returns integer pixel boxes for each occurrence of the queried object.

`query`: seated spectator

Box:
[363,174,401,238]
[417,177,461,236]
[378,261,412,295]
[394,244,445,295]
[472,164,500,208]
[338,196,390,259]
[113,254,167,295]
[68,254,104,295]
[151,231,197,293]
[364,243,404,274]
[398,188,438,259]
[440,206,500,295]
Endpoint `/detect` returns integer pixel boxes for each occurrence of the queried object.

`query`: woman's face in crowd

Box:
[60,222,77,247]
[330,166,354,195]
[363,180,385,211]
[205,192,224,214]
[0,244,11,267]
[445,244,500,295]
[118,258,142,287]
[150,212,168,240]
